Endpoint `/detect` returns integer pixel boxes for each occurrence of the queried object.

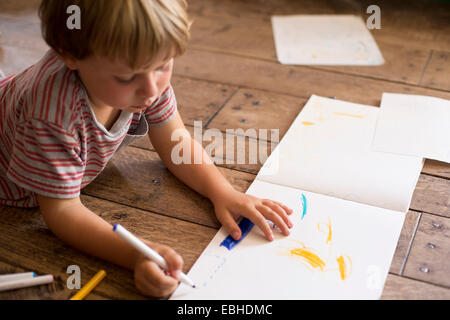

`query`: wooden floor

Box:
[0,0,449,300]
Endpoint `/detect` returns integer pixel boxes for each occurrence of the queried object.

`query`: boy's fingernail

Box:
[232,231,240,240]
[174,270,181,279]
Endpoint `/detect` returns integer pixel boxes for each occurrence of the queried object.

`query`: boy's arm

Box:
[148,111,235,205]
[37,195,140,270]
[148,111,293,241]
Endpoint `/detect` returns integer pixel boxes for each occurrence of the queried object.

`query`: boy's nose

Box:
[137,73,159,102]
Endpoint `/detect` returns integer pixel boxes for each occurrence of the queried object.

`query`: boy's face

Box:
[62,54,173,113]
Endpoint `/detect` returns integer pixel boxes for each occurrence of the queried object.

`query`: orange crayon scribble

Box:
[318,217,332,244]
[288,246,326,271]
[336,255,352,280]
[301,121,315,126]
[333,112,364,119]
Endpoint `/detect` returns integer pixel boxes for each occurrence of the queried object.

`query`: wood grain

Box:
[420,51,450,91]
[174,49,450,107]
[411,175,450,217]
[188,8,431,85]
[403,213,450,288]
[381,274,450,299]
[171,75,238,126]
[389,210,420,275]
[188,0,450,51]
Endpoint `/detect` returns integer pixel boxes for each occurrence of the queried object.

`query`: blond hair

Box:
[39,0,191,70]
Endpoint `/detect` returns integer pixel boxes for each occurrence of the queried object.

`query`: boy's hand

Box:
[133,240,183,298]
[212,188,294,241]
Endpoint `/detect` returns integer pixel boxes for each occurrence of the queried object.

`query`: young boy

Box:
[0,0,293,298]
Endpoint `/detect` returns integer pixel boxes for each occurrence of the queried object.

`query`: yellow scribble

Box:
[289,247,326,271]
[301,121,315,126]
[318,217,332,244]
[281,217,352,281]
[336,255,353,280]
[333,112,364,119]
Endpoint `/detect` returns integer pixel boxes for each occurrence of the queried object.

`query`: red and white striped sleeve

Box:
[6,119,84,199]
[144,84,177,127]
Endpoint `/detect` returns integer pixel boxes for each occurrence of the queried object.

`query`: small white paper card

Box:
[372,93,450,163]
[271,15,384,65]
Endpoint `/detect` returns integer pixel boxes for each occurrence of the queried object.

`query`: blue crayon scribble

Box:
[220,218,255,250]
[301,194,307,219]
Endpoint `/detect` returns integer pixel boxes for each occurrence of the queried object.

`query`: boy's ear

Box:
[57,51,78,70]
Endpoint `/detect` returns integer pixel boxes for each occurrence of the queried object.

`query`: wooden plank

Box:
[410,175,450,217]
[420,51,450,91]
[130,127,273,177]
[403,213,450,288]
[188,10,430,85]
[173,49,450,107]
[381,274,450,299]
[81,146,254,228]
[172,75,238,125]
[0,195,217,299]
[422,160,450,180]
[390,210,420,275]
[188,0,450,52]
[207,88,307,141]
[0,0,40,20]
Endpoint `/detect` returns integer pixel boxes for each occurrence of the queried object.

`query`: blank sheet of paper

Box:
[171,180,405,300]
[372,93,450,163]
[257,95,423,213]
[271,15,384,65]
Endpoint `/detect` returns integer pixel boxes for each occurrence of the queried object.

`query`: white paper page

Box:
[257,95,423,212]
[271,15,384,66]
[171,180,405,300]
[372,93,450,163]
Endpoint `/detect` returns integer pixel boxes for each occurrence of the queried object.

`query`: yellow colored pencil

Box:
[70,270,106,300]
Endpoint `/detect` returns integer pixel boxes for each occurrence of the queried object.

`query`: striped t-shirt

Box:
[0,49,177,208]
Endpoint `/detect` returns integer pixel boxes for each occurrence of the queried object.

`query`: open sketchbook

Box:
[171,95,423,300]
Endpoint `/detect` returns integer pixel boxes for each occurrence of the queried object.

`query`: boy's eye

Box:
[115,75,136,84]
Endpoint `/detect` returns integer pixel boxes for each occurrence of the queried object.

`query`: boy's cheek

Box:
[100,85,135,108]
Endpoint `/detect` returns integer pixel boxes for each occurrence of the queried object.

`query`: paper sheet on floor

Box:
[372,93,450,163]
[271,15,384,66]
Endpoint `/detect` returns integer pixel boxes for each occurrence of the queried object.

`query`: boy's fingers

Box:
[244,207,274,241]
[147,261,178,288]
[262,201,293,229]
[265,199,293,215]
[158,246,184,279]
[257,205,290,236]
[136,260,178,297]
[217,209,241,240]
